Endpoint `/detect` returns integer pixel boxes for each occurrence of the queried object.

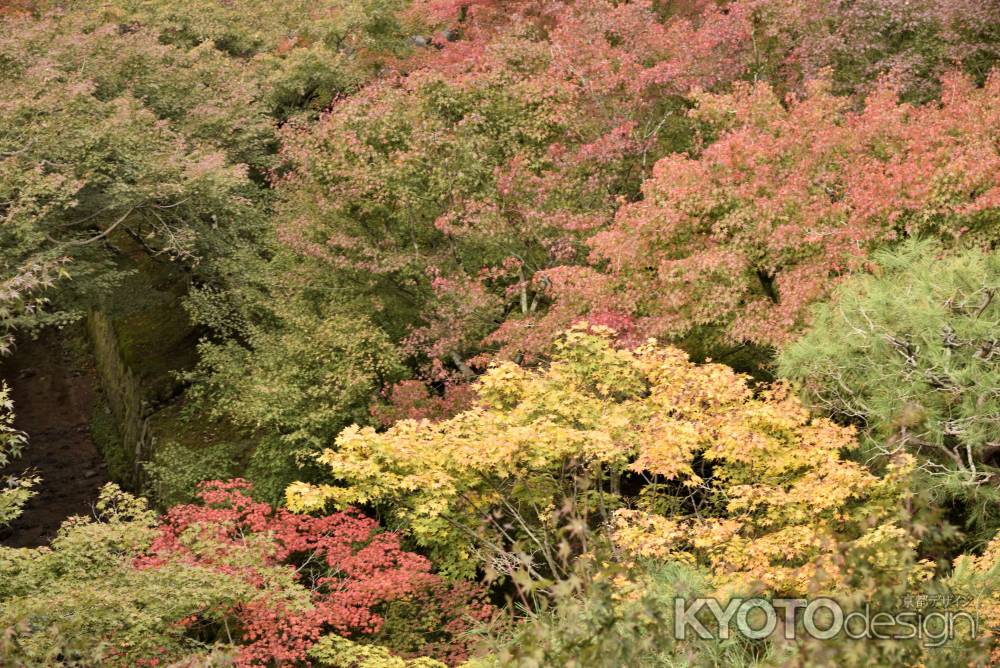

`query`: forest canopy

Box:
[2,0,1000,666]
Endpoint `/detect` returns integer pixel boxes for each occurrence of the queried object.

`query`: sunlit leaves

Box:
[288,326,907,593]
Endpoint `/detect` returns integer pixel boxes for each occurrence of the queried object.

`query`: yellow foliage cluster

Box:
[288,326,912,589]
[309,635,448,668]
[948,534,1000,662]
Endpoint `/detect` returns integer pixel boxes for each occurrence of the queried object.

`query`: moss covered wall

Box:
[84,238,198,491]
[84,241,251,504]
[86,310,152,488]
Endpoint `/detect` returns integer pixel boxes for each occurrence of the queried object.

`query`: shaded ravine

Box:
[0,330,109,548]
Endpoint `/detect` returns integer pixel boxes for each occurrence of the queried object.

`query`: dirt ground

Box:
[0,330,109,548]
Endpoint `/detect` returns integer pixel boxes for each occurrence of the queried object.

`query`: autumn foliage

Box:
[569,72,1000,348]
[275,0,755,378]
[289,327,916,596]
[273,0,1000,379]
[7,0,1000,665]
[137,479,493,666]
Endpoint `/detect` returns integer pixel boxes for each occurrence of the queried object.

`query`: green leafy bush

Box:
[96,0,411,119]
[0,383,35,528]
[779,241,1000,535]
[143,439,244,507]
[479,560,767,668]
[0,10,270,343]
[187,297,404,501]
[0,484,251,664]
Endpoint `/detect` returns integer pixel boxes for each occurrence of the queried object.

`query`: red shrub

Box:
[136,480,494,666]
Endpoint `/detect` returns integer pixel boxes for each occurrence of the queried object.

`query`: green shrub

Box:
[478,560,769,668]
[142,439,244,508]
[187,298,404,503]
[0,382,34,528]
[0,485,250,664]
[779,240,1000,537]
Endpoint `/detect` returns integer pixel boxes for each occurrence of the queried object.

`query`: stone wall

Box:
[86,310,154,489]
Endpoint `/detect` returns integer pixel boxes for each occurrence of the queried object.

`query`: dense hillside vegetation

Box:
[3,0,1000,665]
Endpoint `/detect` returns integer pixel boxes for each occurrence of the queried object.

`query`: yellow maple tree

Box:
[289,326,913,591]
